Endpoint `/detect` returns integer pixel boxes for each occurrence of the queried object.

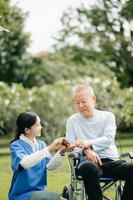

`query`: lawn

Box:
[0,149,71,200]
[0,137,133,200]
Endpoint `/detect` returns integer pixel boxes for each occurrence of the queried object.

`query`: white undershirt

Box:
[19,134,64,170]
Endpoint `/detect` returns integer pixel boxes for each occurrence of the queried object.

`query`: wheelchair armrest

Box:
[68,152,81,168]
[120,152,133,159]
[68,152,80,158]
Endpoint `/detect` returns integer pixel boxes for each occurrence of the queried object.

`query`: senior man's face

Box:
[74,90,96,118]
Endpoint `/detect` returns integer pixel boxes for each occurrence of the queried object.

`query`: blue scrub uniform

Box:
[8,139,51,200]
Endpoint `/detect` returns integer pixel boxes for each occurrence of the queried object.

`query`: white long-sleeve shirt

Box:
[66,109,118,160]
[19,135,64,170]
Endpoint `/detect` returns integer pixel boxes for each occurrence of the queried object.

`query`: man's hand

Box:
[83,148,102,166]
[75,138,92,148]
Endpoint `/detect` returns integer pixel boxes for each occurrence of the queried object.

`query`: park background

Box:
[0,0,133,199]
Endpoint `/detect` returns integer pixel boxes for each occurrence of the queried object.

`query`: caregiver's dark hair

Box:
[10,111,37,144]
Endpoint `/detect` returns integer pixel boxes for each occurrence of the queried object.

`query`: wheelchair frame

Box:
[62,153,124,200]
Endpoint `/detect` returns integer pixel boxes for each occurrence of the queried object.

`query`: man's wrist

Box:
[85,140,92,148]
[90,144,93,150]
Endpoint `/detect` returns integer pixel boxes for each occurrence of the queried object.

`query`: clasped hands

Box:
[49,138,102,166]
[48,138,75,154]
[50,138,91,151]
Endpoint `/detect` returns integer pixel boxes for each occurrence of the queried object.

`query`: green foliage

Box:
[55,0,133,87]
[1,77,133,139]
[31,52,115,86]
[0,82,32,135]
[0,0,41,86]
[0,0,132,136]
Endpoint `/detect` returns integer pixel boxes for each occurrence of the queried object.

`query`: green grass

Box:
[0,147,9,153]
[0,135,11,144]
[1,137,133,200]
[47,157,71,193]
[0,156,12,200]
[0,154,71,200]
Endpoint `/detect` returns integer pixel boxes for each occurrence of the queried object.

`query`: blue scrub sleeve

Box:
[10,142,26,171]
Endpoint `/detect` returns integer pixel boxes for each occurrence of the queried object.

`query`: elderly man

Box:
[66,84,133,200]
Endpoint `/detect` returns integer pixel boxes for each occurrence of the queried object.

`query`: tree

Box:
[0,0,40,86]
[55,0,133,87]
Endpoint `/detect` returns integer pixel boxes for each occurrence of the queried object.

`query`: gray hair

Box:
[72,84,94,96]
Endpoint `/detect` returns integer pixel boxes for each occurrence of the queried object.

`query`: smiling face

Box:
[74,89,96,118]
[25,116,42,139]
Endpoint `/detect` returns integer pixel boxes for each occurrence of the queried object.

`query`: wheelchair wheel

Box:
[115,185,123,200]
[62,185,72,200]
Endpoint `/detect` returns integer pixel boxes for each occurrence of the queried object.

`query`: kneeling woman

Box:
[8,111,73,200]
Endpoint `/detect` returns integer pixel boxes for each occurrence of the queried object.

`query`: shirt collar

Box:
[20,134,38,152]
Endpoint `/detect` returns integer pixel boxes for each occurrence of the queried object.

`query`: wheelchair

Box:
[62,152,133,200]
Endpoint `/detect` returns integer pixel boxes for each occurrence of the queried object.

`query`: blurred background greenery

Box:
[0,0,133,141]
[0,0,133,199]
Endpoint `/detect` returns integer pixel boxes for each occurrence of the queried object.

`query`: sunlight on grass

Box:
[0,137,133,200]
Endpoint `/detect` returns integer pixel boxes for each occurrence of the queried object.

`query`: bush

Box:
[1,76,133,142]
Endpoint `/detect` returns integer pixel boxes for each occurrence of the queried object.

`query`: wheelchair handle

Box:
[120,152,133,159]
[68,152,80,158]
